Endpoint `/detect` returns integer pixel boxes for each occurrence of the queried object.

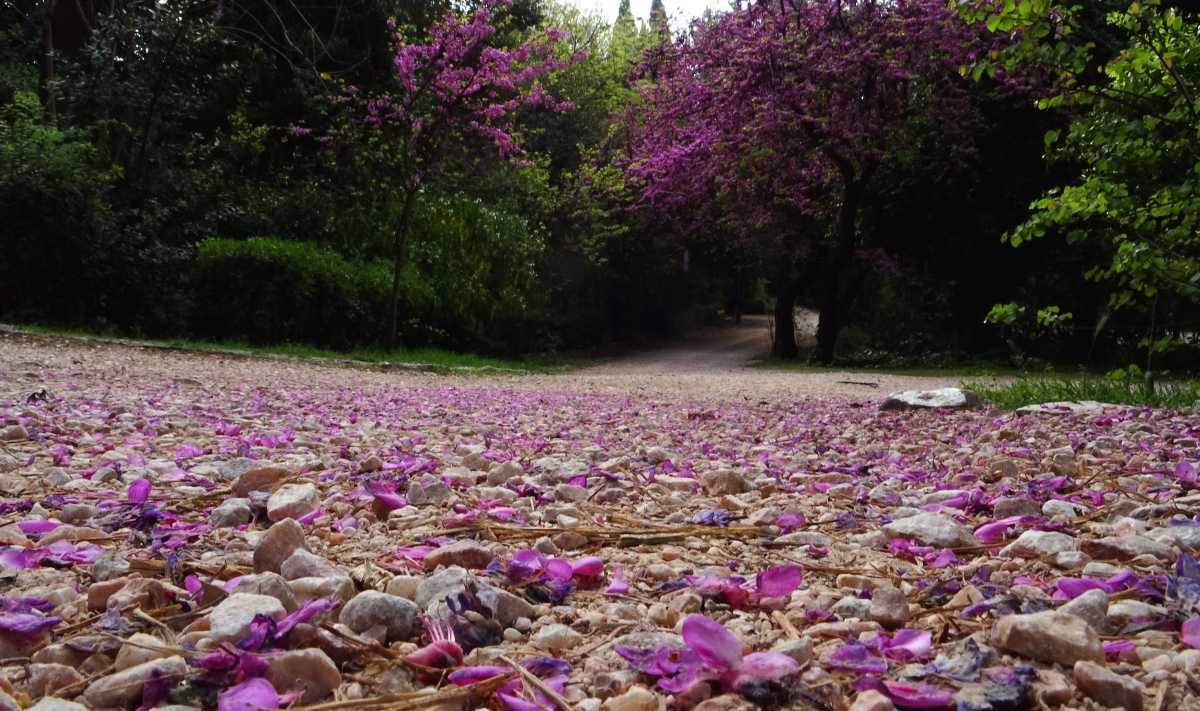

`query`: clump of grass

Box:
[965,374,1200,410]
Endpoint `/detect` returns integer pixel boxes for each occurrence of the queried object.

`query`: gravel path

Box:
[0,322,967,406]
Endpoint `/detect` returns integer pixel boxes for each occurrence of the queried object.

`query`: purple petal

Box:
[218,678,279,711]
[883,629,931,662]
[570,556,604,579]
[497,692,542,711]
[1183,618,1200,649]
[17,520,61,534]
[184,575,203,596]
[276,597,340,638]
[680,614,743,672]
[134,669,174,711]
[1177,462,1198,483]
[128,479,152,503]
[829,640,887,674]
[752,565,802,599]
[295,507,324,525]
[447,666,508,686]
[737,652,799,682]
[605,565,629,595]
[543,558,574,581]
[0,613,61,634]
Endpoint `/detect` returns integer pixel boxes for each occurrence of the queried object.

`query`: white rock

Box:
[533,623,583,651]
[209,593,287,644]
[267,483,320,522]
[880,388,981,411]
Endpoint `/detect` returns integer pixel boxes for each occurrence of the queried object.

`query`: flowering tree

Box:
[624,0,986,361]
[325,0,581,350]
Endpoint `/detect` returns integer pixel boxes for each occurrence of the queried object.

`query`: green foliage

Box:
[959,0,1200,308]
[191,237,391,349]
[0,91,118,325]
[966,372,1200,410]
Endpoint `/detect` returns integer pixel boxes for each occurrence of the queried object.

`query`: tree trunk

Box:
[811,159,875,364]
[387,189,417,352]
[772,260,820,359]
[733,273,742,325]
[40,0,57,125]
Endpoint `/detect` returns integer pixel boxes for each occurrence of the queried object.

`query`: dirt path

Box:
[0,322,974,406]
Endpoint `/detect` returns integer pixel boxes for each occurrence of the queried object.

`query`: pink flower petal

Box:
[605,565,629,595]
[1183,618,1200,649]
[218,679,279,711]
[681,614,743,673]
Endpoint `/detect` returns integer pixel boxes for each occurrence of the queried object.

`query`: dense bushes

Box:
[192,238,391,349]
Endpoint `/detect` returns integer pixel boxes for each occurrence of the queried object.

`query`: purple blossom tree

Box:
[624,0,988,361]
[326,0,581,350]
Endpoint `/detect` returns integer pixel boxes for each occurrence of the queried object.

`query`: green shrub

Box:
[192,237,392,349]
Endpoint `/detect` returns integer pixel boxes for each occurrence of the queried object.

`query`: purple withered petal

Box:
[17,520,61,534]
[751,565,802,599]
[735,652,799,683]
[829,639,887,673]
[218,678,279,711]
[570,556,603,579]
[0,613,61,634]
[128,479,152,503]
[134,669,174,711]
[605,565,629,595]
[447,666,508,686]
[524,657,572,678]
[1183,618,1200,649]
[680,614,743,672]
[883,629,931,662]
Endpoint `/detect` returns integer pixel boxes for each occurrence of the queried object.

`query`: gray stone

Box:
[883,513,981,549]
[265,648,342,704]
[495,589,535,627]
[555,484,590,502]
[281,549,347,581]
[210,498,252,528]
[288,576,356,621]
[414,567,480,610]
[1001,531,1078,558]
[991,610,1103,666]
[992,497,1041,518]
[533,623,582,651]
[1081,536,1175,562]
[880,388,981,411]
[487,460,523,486]
[1042,499,1080,519]
[409,480,454,506]
[770,638,812,665]
[229,572,298,613]
[112,633,177,672]
[253,518,310,574]
[423,540,495,570]
[831,597,872,620]
[81,657,188,708]
[1058,589,1113,634]
[219,458,258,481]
[59,504,98,525]
[1108,599,1166,625]
[209,593,287,644]
[28,699,88,711]
[267,483,320,522]
[774,531,833,547]
[1073,660,1144,711]
[339,591,418,642]
[869,587,910,626]
[1047,551,1091,570]
[0,426,28,442]
[91,552,130,582]
[699,469,750,495]
[384,576,421,600]
[1015,401,1121,417]
[19,663,83,699]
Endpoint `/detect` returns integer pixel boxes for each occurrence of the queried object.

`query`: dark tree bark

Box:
[772,259,820,359]
[40,0,57,125]
[387,188,417,352]
[812,155,877,364]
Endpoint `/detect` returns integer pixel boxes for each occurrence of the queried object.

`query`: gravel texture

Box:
[0,329,1198,711]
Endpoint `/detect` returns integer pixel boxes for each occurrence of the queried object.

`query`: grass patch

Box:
[2,323,585,374]
[964,375,1200,410]
[754,352,1028,378]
